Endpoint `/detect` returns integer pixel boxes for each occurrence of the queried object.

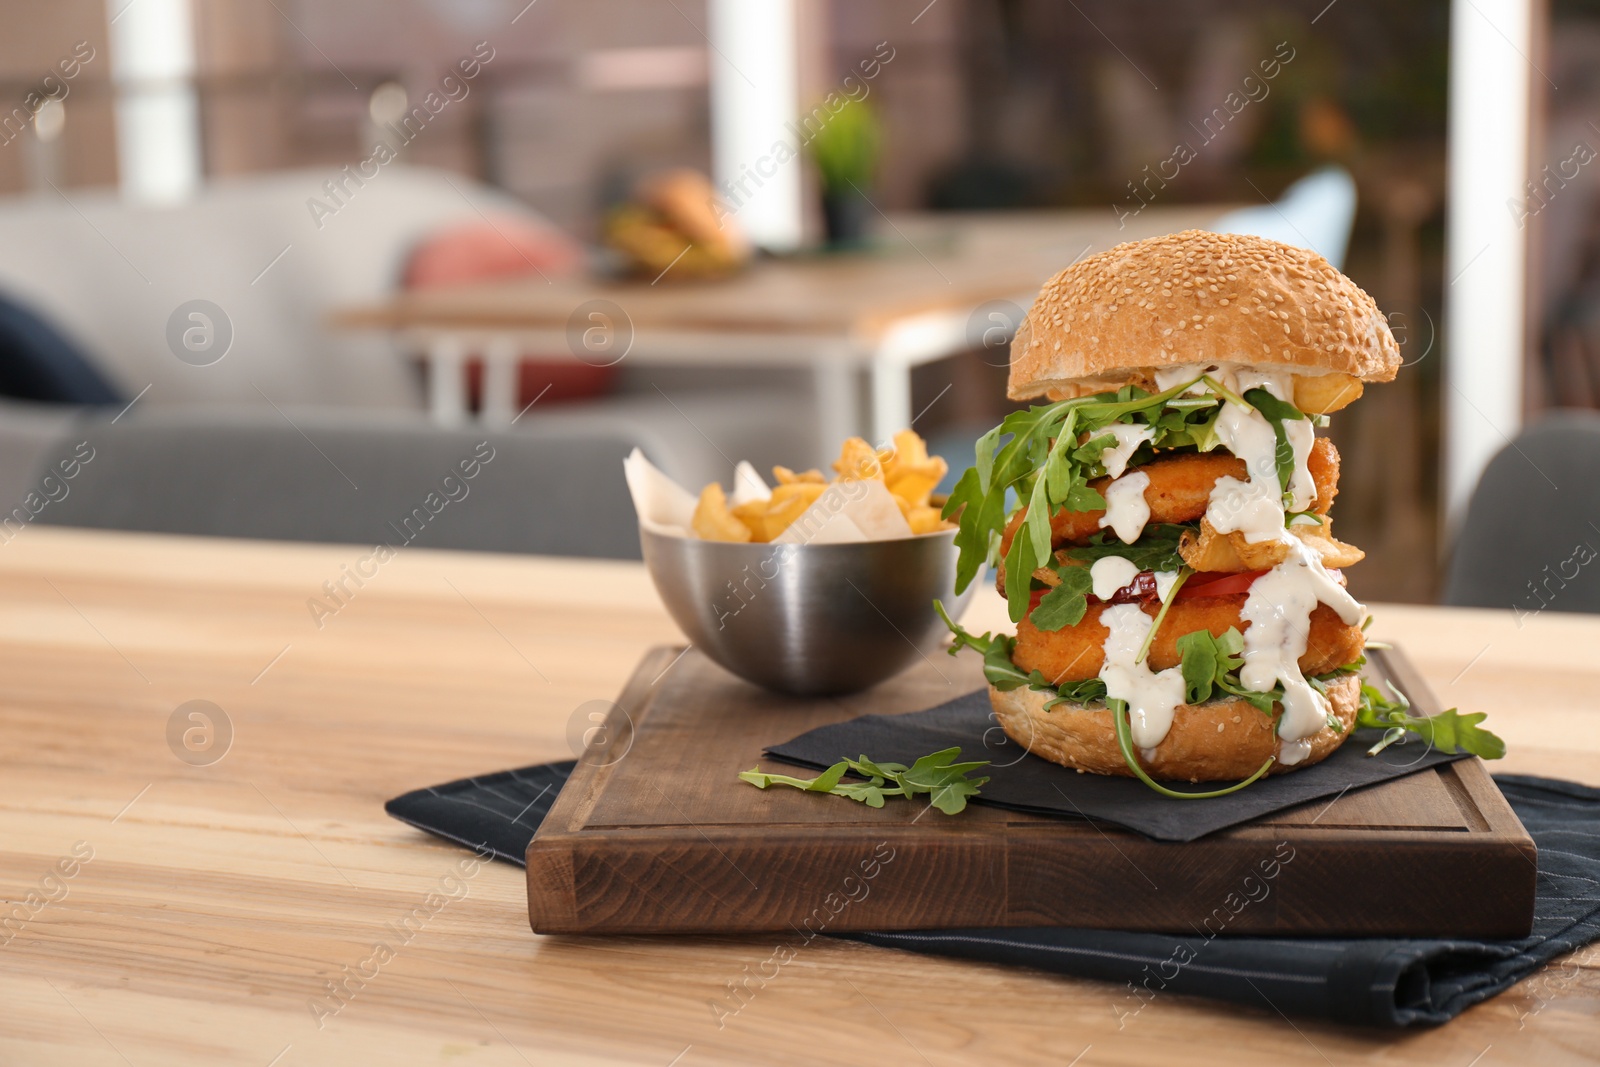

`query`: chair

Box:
[1210,166,1358,270]
[26,405,699,560]
[1442,411,1600,617]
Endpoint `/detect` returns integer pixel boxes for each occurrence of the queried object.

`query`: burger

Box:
[938,230,1402,795]
[604,169,750,280]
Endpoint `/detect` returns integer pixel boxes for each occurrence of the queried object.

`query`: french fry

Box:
[773,465,825,485]
[1179,517,1364,571]
[689,429,950,542]
[906,505,950,535]
[765,483,830,538]
[833,436,887,481]
[886,429,929,470]
[731,498,776,541]
[883,428,947,507]
[886,464,946,508]
[769,482,828,510]
[1293,372,1363,414]
[691,483,753,542]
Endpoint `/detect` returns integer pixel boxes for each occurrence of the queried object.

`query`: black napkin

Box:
[767,688,1466,842]
[384,762,573,864]
[386,767,1600,1028]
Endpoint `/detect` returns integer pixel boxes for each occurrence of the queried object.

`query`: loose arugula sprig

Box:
[1356,680,1506,759]
[739,747,991,815]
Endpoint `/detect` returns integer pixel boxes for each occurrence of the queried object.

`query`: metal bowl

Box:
[640,525,978,696]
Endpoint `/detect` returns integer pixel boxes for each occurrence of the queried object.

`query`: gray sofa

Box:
[4,390,809,560]
[0,166,814,556]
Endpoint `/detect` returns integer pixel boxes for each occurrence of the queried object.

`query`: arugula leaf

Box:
[1175,629,1221,705]
[1003,511,1043,623]
[1242,387,1306,496]
[1242,386,1305,424]
[1134,565,1191,663]
[943,604,1361,731]
[936,601,1035,692]
[1030,566,1093,632]
[1174,627,1247,705]
[738,746,991,815]
[1405,709,1507,758]
[1023,472,1054,573]
[1056,676,1110,703]
[1183,410,1223,453]
[1044,409,1081,501]
[946,376,1219,598]
[1172,626,1380,718]
[898,748,994,814]
[1109,696,1276,799]
[832,780,890,806]
[936,600,1103,706]
[943,465,1001,595]
[1355,682,1507,759]
[1065,524,1190,572]
[1064,475,1108,514]
[737,762,849,792]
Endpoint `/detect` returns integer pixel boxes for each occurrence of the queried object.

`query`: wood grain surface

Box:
[0,526,1596,1066]
[528,647,1535,937]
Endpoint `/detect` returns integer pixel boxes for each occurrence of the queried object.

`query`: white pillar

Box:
[107,0,201,203]
[708,0,803,252]
[1443,0,1534,530]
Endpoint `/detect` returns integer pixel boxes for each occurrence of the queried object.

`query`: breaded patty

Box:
[1000,439,1342,555]
[1012,594,1365,683]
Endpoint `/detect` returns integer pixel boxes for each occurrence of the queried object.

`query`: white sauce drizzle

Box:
[1283,417,1316,511]
[1090,556,1140,600]
[1211,366,1363,764]
[1154,364,1221,393]
[1099,604,1188,751]
[1099,423,1154,479]
[1205,402,1285,544]
[1153,569,1180,602]
[1092,362,1366,765]
[1098,471,1151,545]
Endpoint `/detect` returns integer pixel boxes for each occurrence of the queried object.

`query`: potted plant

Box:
[809,97,881,248]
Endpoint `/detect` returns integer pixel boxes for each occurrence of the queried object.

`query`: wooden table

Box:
[2,526,1596,1066]
[333,207,1228,449]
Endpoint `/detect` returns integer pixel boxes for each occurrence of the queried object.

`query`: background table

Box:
[333,207,1228,449]
[1,526,1596,1066]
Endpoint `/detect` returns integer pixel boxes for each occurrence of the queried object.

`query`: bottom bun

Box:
[988,673,1360,782]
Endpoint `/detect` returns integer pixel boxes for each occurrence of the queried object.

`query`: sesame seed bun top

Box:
[1008,230,1401,401]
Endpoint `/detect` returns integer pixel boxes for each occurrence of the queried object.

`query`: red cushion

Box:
[403,217,581,288]
[403,218,615,406]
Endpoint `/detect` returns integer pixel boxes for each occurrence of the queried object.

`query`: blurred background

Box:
[0,0,1573,606]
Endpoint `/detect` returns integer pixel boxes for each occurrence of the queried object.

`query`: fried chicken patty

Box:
[1011,594,1365,684]
[1000,438,1342,555]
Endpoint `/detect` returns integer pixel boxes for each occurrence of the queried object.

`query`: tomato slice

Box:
[1178,570,1268,599]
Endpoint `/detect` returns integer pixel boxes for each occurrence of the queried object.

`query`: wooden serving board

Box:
[526,647,1537,937]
